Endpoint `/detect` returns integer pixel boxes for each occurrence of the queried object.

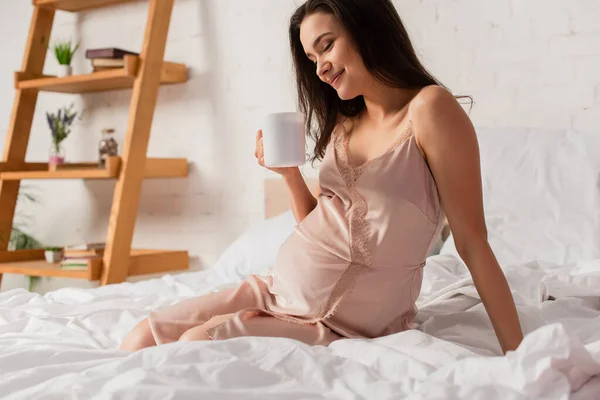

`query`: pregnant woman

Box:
[120,0,523,354]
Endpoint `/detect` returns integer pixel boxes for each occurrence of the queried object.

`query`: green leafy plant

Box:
[50,39,79,65]
[10,229,43,292]
[44,246,62,252]
[8,186,43,291]
[10,227,42,251]
[46,103,78,153]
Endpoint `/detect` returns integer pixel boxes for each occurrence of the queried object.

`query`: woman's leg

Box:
[181,314,343,346]
[178,313,233,342]
[120,277,269,351]
[119,318,156,351]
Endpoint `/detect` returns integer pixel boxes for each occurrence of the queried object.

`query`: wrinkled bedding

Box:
[1,254,598,399]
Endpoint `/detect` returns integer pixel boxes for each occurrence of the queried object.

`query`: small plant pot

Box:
[57,64,72,77]
[44,249,63,263]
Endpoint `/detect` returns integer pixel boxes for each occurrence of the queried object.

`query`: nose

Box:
[316,59,331,81]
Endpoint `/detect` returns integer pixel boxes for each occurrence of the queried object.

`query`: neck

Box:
[361,78,419,123]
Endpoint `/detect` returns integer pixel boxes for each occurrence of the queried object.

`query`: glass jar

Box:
[49,142,65,166]
[98,128,119,167]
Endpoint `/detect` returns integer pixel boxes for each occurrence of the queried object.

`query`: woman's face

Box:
[300,11,369,101]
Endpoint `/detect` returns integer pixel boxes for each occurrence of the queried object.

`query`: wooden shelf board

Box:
[1,170,108,180]
[15,57,187,93]
[0,249,46,263]
[128,249,189,276]
[0,249,188,280]
[0,157,187,180]
[144,158,188,178]
[34,0,138,12]
[0,253,101,280]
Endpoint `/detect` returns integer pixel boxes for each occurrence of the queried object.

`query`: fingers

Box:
[254,129,261,157]
[255,129,264,165]
[255,130,263,156]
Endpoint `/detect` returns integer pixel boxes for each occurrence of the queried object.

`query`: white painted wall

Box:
[0,0,598,292]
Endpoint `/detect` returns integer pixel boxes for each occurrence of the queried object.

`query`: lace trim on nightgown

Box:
[315,123,375,319]
[335,121,373,267]
[342,120,415,172]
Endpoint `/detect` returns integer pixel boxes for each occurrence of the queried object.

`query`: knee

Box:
[120,318,156,351]
[179,326,211,342]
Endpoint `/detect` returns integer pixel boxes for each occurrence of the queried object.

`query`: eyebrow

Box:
[305,32,333,58]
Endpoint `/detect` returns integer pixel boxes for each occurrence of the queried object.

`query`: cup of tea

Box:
[262,112,306,168]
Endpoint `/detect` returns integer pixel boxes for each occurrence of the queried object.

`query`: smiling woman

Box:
[121,0,523,355]
[289,0,444,162]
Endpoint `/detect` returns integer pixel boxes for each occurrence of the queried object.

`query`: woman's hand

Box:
[254,129,298,177]
[254,129,318,222]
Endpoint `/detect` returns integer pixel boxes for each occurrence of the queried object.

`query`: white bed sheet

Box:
[0,255,599,400]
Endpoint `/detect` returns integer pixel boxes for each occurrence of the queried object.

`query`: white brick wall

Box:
[0,0,598,292]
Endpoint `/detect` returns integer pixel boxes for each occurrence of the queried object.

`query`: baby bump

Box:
[269,231,350,318]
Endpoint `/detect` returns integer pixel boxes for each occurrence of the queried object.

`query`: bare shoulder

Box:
[410,85,475,154]
[411,85,464,122]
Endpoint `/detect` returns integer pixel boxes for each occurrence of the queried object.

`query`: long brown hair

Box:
[289,0,463,162]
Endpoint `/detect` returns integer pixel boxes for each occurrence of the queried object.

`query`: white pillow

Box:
[440,127,600,266]
[211,211,297,282]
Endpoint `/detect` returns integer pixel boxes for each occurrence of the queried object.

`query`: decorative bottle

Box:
[98,128,119,167]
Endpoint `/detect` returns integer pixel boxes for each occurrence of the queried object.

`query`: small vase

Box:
[44,250,63,263]
[49,143,65,166]
[57,65,72,77]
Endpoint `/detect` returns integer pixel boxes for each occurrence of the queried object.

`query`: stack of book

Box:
[85,47,139,72]
[60,242,105,270]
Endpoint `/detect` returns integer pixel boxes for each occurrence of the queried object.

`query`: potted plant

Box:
[50,38,79,77]
[46,103,78,166]
[44,247,64,263]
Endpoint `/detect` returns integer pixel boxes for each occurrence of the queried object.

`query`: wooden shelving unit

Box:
[0,0,190,289]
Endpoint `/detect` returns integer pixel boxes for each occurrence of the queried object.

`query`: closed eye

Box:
[306,40,333,66]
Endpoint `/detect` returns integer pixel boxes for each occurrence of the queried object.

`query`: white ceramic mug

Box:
[262,112,306,168]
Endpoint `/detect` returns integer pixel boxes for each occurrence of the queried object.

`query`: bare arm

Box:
[283,168,319,223]
[412,86,524,354]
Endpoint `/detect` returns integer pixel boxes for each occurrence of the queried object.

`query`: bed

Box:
[1,127,599,399]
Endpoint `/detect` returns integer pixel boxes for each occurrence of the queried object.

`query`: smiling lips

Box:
[328,70,344,88]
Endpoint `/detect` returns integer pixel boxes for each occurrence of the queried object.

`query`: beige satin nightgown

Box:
[147,114,446,346]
